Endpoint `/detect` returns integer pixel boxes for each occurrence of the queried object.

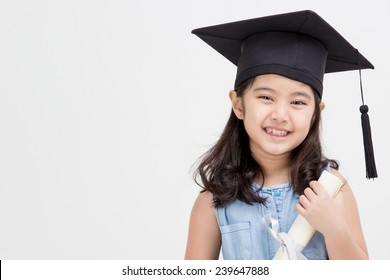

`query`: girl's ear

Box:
[229,90,244,120]
[319,102,325,112]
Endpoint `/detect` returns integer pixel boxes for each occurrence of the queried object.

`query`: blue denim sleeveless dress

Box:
[215,181,328,260]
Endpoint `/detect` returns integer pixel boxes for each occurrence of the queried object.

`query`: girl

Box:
[185,10,371,260]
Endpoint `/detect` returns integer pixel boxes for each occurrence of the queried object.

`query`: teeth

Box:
[266,128,288,136]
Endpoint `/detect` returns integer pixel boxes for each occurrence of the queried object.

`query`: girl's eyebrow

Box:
[252,87,274,92]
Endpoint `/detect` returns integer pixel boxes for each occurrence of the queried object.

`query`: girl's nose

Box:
[271,104,288,122]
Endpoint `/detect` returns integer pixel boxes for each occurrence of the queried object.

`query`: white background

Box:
[0,0,389,259]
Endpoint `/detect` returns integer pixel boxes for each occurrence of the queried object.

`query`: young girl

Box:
[185,10,371,260]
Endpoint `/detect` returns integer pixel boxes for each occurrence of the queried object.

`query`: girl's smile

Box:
[264,127,290,138]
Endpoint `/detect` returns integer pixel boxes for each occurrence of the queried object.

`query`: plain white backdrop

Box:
[0,0,389,259]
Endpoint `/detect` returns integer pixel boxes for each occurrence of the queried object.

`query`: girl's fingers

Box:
[303,186,316,201]
[298,194,310,209]
[296,202,305,215]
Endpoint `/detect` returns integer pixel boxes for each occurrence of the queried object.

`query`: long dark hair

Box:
[193,77,339,208]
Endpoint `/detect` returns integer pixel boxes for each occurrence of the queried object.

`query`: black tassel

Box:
[360,105,377,179]
[357,49,377,179]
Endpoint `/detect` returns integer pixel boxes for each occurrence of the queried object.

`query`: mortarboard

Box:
[192,10,377,179]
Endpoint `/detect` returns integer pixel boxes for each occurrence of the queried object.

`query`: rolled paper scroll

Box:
[273,170,344,260]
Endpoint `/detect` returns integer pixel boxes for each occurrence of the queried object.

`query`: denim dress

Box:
[215,182,328,260]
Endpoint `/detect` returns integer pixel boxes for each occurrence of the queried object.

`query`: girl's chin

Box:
[251,146,293,158]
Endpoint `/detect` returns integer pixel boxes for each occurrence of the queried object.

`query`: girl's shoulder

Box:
[185,190,221,259]
[193,191,214,209]
[189,191,217,232]
[328,168,368,257]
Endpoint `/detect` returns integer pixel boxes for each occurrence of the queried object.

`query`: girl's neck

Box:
[254,154,291,187]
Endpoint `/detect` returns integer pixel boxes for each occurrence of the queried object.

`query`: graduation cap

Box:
[192,10,377,179]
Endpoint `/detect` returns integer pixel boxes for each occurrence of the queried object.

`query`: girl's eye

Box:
[259,95,273,101]
[291,100,306,105]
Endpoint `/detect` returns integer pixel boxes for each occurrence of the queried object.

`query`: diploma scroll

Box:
[273,170,344,260]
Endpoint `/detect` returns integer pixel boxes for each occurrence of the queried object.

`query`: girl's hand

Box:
[297,170,368,259]
[296,180,348,237]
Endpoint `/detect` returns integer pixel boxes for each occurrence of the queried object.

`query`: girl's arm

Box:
[184,191,221,259]
[296,169,368,259]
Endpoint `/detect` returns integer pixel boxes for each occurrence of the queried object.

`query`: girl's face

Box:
[230,74,323,161]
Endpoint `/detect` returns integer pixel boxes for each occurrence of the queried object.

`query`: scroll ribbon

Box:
[263,215,307,260]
